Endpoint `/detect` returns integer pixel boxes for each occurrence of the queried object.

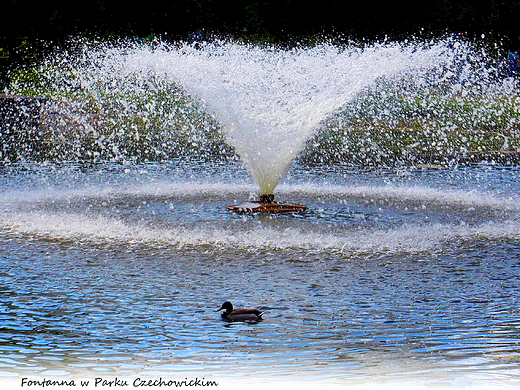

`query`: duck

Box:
[216,301,264,322]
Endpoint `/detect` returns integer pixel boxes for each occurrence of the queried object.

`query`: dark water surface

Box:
[1,162,520,388]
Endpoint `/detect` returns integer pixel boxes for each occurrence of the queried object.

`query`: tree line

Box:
[3,1,520,42]
[1,0,520,84]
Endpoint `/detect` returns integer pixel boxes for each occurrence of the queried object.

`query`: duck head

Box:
[216,301,233,313]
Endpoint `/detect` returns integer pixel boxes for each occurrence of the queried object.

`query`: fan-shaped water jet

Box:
[132,40,457,212]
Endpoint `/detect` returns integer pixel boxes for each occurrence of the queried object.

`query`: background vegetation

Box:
[2,1,520,42]
[2,1,520,75]
[2,1,520,165]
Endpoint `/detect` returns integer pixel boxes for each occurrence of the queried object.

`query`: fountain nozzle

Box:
[259,194,275,204]
[227,193,307,213]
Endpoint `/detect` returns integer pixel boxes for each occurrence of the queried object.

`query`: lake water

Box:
[1,160,520,388]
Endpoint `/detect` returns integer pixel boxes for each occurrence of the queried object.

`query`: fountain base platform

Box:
[227,200,307,214]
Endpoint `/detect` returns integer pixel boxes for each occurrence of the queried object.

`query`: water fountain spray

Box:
[135,41,451,212]
[6,38,466,212]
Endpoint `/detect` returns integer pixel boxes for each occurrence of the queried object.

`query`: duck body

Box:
[216,301,264,322]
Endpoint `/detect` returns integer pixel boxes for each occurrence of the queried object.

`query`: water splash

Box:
[2,178,519,253]
[6,38,518,191]
[132,41,454,193]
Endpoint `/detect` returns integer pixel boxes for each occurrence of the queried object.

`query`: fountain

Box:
[142,41,457,211]
[10,38,469,212]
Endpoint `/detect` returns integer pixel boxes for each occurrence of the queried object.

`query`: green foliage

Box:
[302,76,520,167]
[5,60,234,163]
[2,1,520,44]
[7,67,46,96]
[2,0,520,91]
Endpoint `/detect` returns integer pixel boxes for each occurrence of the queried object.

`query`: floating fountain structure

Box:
[226,193,307,213]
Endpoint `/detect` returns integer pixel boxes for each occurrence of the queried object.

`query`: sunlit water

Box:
[1,162,520,388]
[2,37,520,388]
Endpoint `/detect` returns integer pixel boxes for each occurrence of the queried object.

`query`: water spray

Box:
[7,38,494,214]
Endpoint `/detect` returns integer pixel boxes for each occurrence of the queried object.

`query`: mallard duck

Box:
[216,301,264,322]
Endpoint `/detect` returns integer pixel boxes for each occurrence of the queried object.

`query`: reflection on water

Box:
[1,163,520,387]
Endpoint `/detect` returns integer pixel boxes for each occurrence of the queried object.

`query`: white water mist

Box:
[124,41,453,194]
[9,38,484,191]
